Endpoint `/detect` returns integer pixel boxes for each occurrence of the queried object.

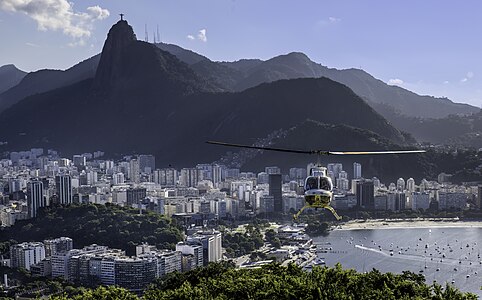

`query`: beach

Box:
[336,218,482,230]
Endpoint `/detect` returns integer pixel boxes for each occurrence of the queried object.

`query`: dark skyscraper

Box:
[126,188,147,206]
[356,180,374,209]
[55,175,72,205]
[269,174,282,212]
[139,155,156,174]
[27,180,44,218]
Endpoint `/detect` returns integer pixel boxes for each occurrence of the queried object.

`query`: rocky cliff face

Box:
[94,20,137,90]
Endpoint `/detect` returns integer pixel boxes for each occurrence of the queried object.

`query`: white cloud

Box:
[25,42,40,47]
[86,5,109,20]
[0,0,109,45]
[443,80,449,84]
[316,16,341,27]
[197,29,207,42]
[68,40,86,47]
[460,71,474,83]
[328,16,341,23]
[388,78,404,86]
[187,29,207,42]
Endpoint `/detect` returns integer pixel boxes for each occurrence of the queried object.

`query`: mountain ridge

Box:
[0,64,26,94]
[154,44,478,119]
[0,55,100,113]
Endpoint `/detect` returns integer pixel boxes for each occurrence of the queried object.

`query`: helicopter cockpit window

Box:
[305,177,318,190]
[319,177,332,190]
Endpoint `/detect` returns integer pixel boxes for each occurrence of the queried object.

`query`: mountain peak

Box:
[106,20,137,46]
[0,64,19,71]
[93,20,137,89]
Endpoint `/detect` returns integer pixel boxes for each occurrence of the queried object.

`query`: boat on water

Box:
[313,258,326,266]
[305,258,326,269]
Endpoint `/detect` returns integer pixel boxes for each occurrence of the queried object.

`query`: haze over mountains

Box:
[156,43,478,119]
[0,20,479,177]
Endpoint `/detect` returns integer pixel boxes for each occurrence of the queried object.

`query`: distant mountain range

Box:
[0,20,479,180]
[156,43,478,119]
[2,37,478,121]
[0,55,99,113]
[0,64,26,94]
[0,20,414,168]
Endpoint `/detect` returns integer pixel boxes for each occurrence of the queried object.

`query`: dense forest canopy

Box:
[0,204,184,255]
[49,262,477,299]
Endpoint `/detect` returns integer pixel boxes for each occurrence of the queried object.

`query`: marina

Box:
[313,226,482,296]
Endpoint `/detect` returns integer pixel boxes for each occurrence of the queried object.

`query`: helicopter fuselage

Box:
[303,172,333,208]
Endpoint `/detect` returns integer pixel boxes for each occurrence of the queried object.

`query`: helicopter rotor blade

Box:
[206,141,314,154]
[328,150,426,155]
[207,141,426,156]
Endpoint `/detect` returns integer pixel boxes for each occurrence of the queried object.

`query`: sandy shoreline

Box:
[335,219,482,230]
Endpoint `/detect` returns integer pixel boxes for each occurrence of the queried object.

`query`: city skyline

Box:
[1,1,482,107]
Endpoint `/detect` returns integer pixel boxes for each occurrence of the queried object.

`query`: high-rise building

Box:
[257,172,269,184]
[180,168,201,187]
[55,175,72,205]
[389,192,406,211]
[212,164,224,187]
[260,195,274,213]
[269,174,282,212]
[289,168,307,181]
[188,231,222,266]
[154,250,182,276]
[196,164,213,181]
[176,242,203,270]
[265,166,281,175]
[113,173,125,185]
[372,177,381,188]
[396,178,405,191]
[353,162,362,179]
[52,245,108,280]
[27,180,45,218]
[356,180,374,209]
[419,179,429,192]
[10,242,46,271]
[44,237,73,257]
[72,155,86,168]
[129,159,140,183]
[154,168,178,187]
[114,256,157,292]
[327,163,343,180]
[406,178,415,192]
[139,155,156,174]
[224,168,240,179]
[412,192,430,210]
[126,188,146,206]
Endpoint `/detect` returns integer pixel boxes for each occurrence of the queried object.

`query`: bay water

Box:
[313,227,482,296]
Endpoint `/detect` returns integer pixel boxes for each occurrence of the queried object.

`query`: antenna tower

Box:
[157,25,161,42]
[144,24,149,42]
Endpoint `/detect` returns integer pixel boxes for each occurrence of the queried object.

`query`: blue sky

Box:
[1,0,481,107]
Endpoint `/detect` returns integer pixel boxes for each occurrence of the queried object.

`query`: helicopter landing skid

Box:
[293,204,342,221]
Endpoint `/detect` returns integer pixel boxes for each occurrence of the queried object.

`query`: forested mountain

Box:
[156,45,478,119]
[0,20,411,173]
[0,55,100,113]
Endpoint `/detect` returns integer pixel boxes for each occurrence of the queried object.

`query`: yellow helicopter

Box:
[207,141,425,221]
